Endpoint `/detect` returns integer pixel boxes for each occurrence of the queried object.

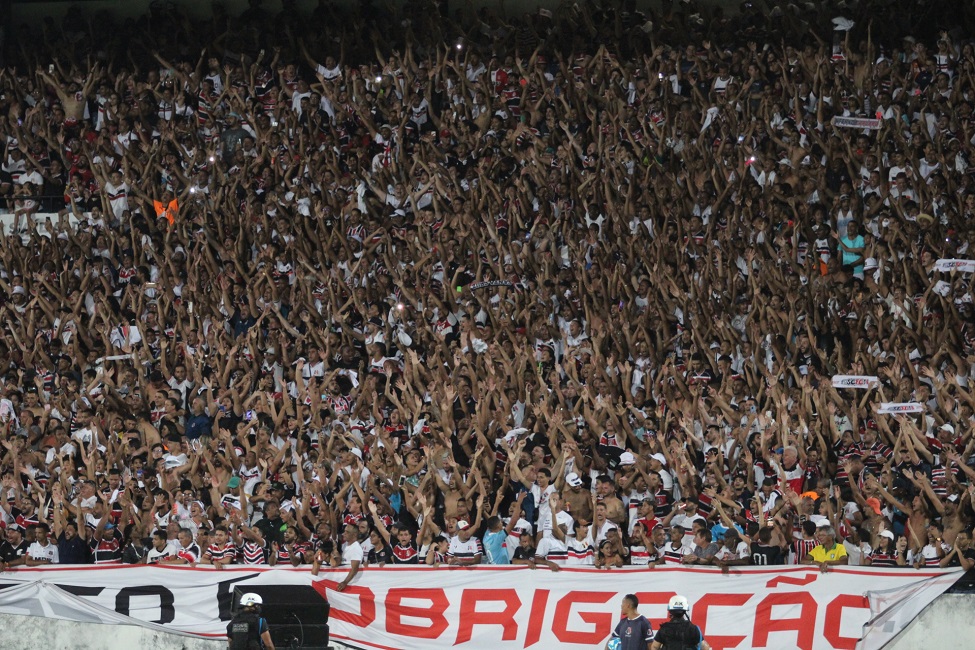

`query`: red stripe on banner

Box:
[524,589,550,647]
[766,572,819,588]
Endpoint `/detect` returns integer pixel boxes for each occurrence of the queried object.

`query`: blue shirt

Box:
[613,614,654,650]
[483,530,509,565]
[840,234,864,271]
[185,413,213,440]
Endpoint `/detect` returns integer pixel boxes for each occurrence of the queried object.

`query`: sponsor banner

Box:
[831,116,882,130]
[935,258,975,273]
[0,565,960,649]
[877,402,924,414]
[832,375,879,389]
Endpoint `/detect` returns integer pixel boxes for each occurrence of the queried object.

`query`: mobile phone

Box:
[48,64,55,74]
[245,410,255,421]
[398,475,407,487]
[187,302,194,314]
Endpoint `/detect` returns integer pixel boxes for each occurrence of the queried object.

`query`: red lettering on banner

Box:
[824,594,870,650]
[632,590,676,631]
[552,590,615,645]
[752,592,816,650]
[695,592,751,650]
[312,580,376,628]
[524,589,550,648]
[386,588,449,639]
[766,572,818,588]
[454,589,522,644]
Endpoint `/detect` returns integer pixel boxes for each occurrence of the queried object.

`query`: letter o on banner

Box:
[115,585,176,624]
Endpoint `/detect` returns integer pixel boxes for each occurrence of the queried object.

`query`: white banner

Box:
[935,259,975,273]
[831,116,882,130]
[832,375,879,389]
[0,565,960,649]
[877,402,924,414]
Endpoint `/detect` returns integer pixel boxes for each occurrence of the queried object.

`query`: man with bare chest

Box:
[562,472,592,521]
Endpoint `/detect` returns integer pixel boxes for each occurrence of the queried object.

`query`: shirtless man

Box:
[595,474,626,526]
[561,472,593,522]
[37,65,98,127]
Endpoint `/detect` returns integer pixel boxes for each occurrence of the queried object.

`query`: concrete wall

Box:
[886,593,975,650]
[0,612,224,650]
[0,611,360,650]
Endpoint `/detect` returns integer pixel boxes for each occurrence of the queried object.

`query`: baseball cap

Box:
[879,530,895,540]
[865,497,882,515]
[619,451,636,466]
[565,472,583,487]
[649,453,667,466]
[227,476,241,489]
[456,520,471,531]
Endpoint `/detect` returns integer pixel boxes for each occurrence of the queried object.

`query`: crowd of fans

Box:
[0,0,974,579]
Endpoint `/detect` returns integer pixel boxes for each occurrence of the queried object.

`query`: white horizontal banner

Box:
[832,375,879,389]
[877,402,924,414]
[0,565,960,649]
[935,259,975,273]
[831,116,882,130]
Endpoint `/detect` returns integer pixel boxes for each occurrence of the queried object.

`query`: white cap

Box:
[940,424,955,434]
[863,257,878,270]
[565,472,583,487]
[650,453,667,466]
[456,520,471,531]
[619,452,637,466]
[879,530,895,540]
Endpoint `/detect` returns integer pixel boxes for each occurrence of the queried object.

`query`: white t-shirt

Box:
[342,540,364,565]
[539,509,574,539]
[147,546,176,564]
[27,541,59,563]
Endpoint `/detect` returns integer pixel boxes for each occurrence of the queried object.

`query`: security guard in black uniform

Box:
[228,593,275,650]
[651,595,711,650]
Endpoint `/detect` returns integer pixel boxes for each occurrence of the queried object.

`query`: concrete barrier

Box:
[886,593,975,650]
[0,611,360,650]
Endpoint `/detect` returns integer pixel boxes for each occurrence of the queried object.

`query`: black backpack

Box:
[657,617,703,650]
[228,611,263,650]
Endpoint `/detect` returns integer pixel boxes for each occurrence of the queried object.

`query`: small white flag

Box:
[832,375,879,389]
[935,259,975,273]
[877,402,924,414]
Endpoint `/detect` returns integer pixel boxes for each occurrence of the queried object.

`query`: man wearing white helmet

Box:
[227,593,275,650]
[650,595,710,650]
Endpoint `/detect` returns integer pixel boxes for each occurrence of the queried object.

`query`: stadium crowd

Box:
[0,0,974,577]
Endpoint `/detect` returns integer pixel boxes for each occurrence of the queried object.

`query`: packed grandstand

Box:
[0,0,973,578]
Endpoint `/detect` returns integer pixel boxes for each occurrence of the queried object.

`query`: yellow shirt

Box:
[809,543,847,563]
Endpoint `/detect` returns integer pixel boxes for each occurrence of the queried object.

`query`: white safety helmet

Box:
[668,595,689,612]
[239,593,263,608]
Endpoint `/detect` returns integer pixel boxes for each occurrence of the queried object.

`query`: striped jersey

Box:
[534,537,568,566]
[565,536,595,565]
[236,540,267,565]
[392,542,420,564]
[447,536,483,562]
[204,541,236,564]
